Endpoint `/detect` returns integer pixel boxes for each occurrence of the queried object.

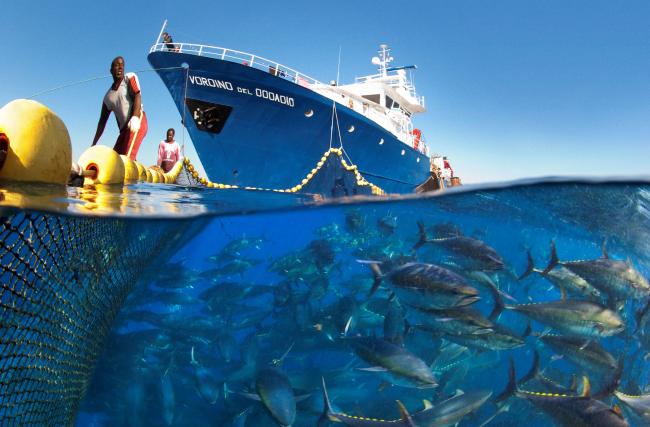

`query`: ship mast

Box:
[373,44,394,77]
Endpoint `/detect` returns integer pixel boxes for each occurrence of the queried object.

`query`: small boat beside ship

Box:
[148,23,458,195]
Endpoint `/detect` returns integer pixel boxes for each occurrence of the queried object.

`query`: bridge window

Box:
[362,94,380,104]
[385,96,400,109]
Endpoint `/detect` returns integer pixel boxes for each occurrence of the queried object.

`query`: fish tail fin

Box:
[319,377,336,426]
[518,250,535,280]
[495,358,517,403]
[413,221,429,251]
[357,259,384,296]
[487,279,506,322]
[518,350,540,385]
[542,240,559,274]
[396,401,417,427]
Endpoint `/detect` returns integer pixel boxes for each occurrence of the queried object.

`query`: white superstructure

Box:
[311,45,429,155]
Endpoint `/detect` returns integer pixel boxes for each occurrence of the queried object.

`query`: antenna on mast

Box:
[336,46,342,85]
[372,44,393,76]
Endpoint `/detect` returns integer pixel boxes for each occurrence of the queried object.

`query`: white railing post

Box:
[250,55,255,67]
[198,45,203,56]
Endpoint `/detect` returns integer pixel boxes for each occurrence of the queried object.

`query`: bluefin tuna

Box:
[539,334,618,375]
[520,250,602,300]
[499,359,629,427]
[319,377,417,426]
[346,336,437,389]
[544,241,650,300]
[503,300,624,338]
[361,261,480,309]
[414,221,504,272]
[256,368,297,427]
[613,391,650,423]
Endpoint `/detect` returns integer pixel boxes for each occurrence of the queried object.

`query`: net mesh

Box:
[0,210,194,425]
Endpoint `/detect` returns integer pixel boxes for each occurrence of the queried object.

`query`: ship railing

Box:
[150,42,323,88]
[355,73,425,107]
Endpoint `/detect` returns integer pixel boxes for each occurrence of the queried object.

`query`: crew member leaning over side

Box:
[91,56,148,160]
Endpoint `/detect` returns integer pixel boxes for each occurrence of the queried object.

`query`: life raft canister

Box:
[411,128,422,150]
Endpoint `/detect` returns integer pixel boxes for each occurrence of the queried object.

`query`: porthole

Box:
[379,138,384,145]
[417,157,420,163]
[348,125,355,133]
[304,109,314,118]
[401,149,405,156]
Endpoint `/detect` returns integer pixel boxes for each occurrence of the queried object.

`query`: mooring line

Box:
[27,66,185,99]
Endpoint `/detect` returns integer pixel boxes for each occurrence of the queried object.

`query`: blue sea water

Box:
[2,179,650,426]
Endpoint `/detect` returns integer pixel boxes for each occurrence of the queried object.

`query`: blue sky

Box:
[1,0,649,183]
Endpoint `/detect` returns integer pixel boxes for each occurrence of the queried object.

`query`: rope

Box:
[328,102,336,150]
[181,65,190,156]
[334,106,344,150]
[27,66,185,99]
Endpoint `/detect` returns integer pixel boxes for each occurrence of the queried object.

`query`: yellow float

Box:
[134,161,147,181]
[120,155,139,183]
[0,99,72,184]
[77,145,125,185]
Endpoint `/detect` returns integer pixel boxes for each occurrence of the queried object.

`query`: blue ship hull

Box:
[148,51,431,194]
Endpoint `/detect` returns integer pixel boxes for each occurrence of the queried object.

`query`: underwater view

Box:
[2,180,650,427]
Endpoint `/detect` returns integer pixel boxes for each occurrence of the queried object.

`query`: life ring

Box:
[411,128,422,150]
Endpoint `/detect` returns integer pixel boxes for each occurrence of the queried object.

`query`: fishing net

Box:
[0,209,199,425]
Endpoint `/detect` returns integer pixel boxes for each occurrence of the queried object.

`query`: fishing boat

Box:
[148,22,452,194]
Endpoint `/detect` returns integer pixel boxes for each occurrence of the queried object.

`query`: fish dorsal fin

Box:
[343,316,353,336]
[358,366,389,372]
[601,240,609,259]
[237,391,262,401]
[396,400,416,426]
[454,389,465,397]
[422,399,433,410]
[580,376,591,397]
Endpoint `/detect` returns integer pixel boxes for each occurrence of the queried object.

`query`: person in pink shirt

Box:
[157,128,181,172]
